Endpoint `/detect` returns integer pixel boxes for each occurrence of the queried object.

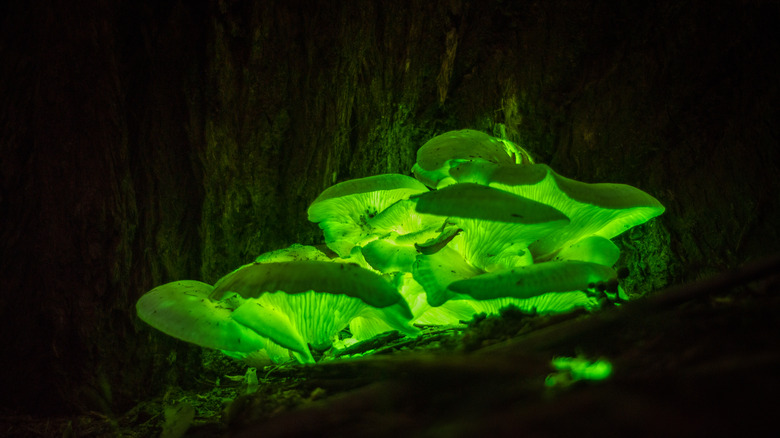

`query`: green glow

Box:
[136,281,270,353]
[254,244,331,263]
[545,356,613,387]
[413,246,482,306]
[411,129,529,188]
[449,261,617,301]
[487,164,665,260]
[552,235,620,266]
[361,239,419,273]
[307,174,429,257]
[412,183,569,272]
[210,260,407,308]
[136,129,665,365]
[472,291,598,315]
[231,298,314,362]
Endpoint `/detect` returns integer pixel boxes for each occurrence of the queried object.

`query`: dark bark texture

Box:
[1,0,777,419]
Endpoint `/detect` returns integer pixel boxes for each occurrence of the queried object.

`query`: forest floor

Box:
[3,255,778,437]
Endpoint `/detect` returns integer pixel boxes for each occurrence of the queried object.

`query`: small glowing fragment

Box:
[546,355,613,387]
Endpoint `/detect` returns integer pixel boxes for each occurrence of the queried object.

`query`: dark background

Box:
[1,0,777,424]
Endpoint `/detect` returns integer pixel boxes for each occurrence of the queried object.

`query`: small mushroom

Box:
[307,174,429,257]
[358,198,444,273]
[412,129,533,188]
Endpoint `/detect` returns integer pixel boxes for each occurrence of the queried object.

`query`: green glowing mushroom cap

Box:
[412,248,599,315]
[411,182,569,225]
[412,246,483,307]
[395,272,478,325]
[136,280,270,353]
[414,224,461,255]
[307,174,429,257]
[469,291,599,316]
[210,261,418,354]
[448,260,616,301]
[211,261,408,310]
[445,159,502,185]
[361,239,420,274]
[412,129,533,188]
[366,198,443,239]
[411,183,569,271]
[486,164,665,260]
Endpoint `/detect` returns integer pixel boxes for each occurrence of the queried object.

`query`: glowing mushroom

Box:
[469,291,599,316]
[551,235,620,267]
[366,198,443,240]
[210,260,419,361]
[361,239,419,273]
[484,164,665,261]
[349,272,477,340]
[136,280,295,364]
[448,260,617,301]
[307,174,430,257]
[411,183,570,271]
[412,129,534,188]
[444,260,616,316]
[358,198,444,273]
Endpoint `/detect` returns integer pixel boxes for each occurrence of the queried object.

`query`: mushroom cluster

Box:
[136,129,664,365]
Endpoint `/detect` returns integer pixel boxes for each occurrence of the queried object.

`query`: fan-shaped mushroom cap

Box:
[211,261,407,307]
[414,224,461,255]
[411,183,569,271]
[307,174,429,257]
[444,159,503,185]
[411,247,600,314]
[367,198,443,239]
[485,164,665,260]
[448,260,616,301]
[412,130,533,188]
[412,182,568,226]
[209,261,418,357]
[136,280,272,353]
